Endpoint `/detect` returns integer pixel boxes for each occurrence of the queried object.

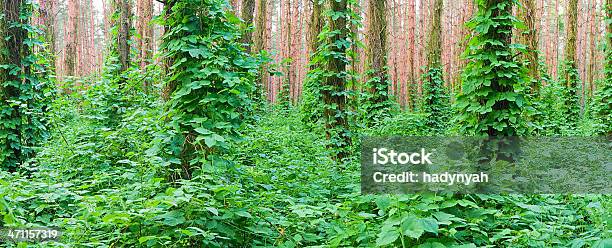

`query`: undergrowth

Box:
[0,91,610,247]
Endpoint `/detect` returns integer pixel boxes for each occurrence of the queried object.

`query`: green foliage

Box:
[454,0,531,136]
[532,80,568,134]
[356,68,395,127]
[1,1,610,247]
[422,67,450,133]
[3,104,610,247]
[559,60,582,127]
[301,0,362,159]
[0,2,54,170]
[149,0,259,176]
[591,17,611,134]
[591,77,611,135]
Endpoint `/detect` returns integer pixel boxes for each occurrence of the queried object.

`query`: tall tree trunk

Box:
[241,0,256,46]
[586,0,596,98]
[606,0,611,81]
[253,0,268,97]
[366,0,388,104]
[426,0,442,68]
[162,0,177,100]
[38,0,55,60]
[309,0,322,64]
[406,0,415,110]
[552,0,558,79]
[1,0,27,169]
[117,0,132,77]
[324,0,351,161]
[65,0,78,77]
[564,0,578,87]
[518,0,539,92]
[138,0,154,70]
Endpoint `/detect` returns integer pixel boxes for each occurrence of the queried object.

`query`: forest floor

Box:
[1,90,610,247]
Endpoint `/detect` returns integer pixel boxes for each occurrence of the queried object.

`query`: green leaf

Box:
[376,230,399,247]
[419,217,439,235]
[401,215,425,239]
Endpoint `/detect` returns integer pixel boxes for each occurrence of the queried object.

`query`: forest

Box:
[0,0,610,247]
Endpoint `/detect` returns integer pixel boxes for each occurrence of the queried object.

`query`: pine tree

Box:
[456,0,530,136]
[423,0,449,132]
[322,0,352,160]
[0,0,52,170]
[518,0,539,92]
[154,0,259,179]
[560,0,580,126]
[366,0,389,106]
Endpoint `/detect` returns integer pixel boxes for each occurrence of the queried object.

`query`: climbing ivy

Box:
[358,67,395,126]
[0,2,54,170]
[422,66,450,133]
[149,0,259,178]
[559,60,581,128]
[591,15,611,134]
[454,0,530,136]
[301,0,362,160]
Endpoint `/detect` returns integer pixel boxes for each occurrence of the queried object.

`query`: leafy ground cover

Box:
[1,89,609,247]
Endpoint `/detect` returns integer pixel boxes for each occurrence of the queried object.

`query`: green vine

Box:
[0,1,54,170]
[301,0,361,160]
[559,60,581,128]
[149,0,259,178]
[422,66,450,132]
[454,0,530,136]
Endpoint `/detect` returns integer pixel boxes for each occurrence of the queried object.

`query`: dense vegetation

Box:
[0,0,610,247]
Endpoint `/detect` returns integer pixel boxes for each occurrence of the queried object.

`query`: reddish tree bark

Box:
[65,0,79,77]
[138,0,154,70]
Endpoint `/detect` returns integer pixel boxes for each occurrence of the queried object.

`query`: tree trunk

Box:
[253,0,268,98]
[0,0,28,169]
[324,0,351,161]
[117,0,132,76]
[564,0,578,87]
[406,0,415,110]
[367,0,388,104]
[65,0,78,77]
[39,0,55,59]
[138,0,154,70]
[607,0,611,81]
[518,0,539,92]
[309,0,323,64]
[162,1,177,100]
[241,0,256,46]
[426,0,442,68]
[586,0,596,98]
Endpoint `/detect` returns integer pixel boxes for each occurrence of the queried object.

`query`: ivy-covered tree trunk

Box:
[161,1,177,101]
[0,0,50,170]
[39,0,55,63]
[456,0,529,136]
[324,0,351,161]
[562,0,580,124]
[156,0,258,179]
[518,0,539,92]
[366,0,389,105]
[253,0,268,98]
[592,0,611,134]
[117,0,131,76]
[241,0,255,46]
[423,0,448,131]
[309,0,323,58]
[0,0,21,170]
